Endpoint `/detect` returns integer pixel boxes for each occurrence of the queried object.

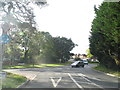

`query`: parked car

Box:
[82,59,88,65]
[71,61,84,68]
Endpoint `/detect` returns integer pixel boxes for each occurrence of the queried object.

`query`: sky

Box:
[34,0,104,54]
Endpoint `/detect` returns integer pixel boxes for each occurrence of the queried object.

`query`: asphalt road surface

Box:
[4,64,120,89]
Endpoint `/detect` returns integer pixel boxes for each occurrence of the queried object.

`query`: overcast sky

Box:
[34,0,104,54]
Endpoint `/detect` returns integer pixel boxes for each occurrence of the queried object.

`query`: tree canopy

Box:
[1,0,76,65]
[4,31,76,65]
[89,2,120,70]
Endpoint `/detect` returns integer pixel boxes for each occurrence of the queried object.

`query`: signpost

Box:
[0,22,11,90]
[0,34,10,44]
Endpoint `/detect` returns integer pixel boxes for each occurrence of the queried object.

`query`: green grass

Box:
[92,65,120,77]
[41,64,64,67]
[2,72,27,88]
[3,62,71,69]
[89,62,99,64]
[3,65,44,69]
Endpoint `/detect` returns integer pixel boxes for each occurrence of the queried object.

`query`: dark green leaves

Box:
[89,2,120,70]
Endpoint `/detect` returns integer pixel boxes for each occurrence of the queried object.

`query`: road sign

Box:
[0,34,10,44]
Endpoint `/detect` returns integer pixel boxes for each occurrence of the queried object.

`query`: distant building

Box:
[72,53,87,59]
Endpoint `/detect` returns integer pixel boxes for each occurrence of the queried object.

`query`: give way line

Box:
[50,77,62,87]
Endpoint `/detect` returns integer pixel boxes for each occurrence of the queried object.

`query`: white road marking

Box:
[50,77,62,87]
[68,73,84,90]
[88,77,101,81]
[30,75,37,80]
[106,73,115,77]
[78,73,101,81]
[78,73,104,89]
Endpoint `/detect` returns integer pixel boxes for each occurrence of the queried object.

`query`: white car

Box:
[82,59,88,65]
[71,61,84,68]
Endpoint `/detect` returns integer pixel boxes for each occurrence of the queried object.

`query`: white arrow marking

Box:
[50,77,62,87]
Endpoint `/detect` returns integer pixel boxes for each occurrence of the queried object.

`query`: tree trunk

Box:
[24,48,29,63]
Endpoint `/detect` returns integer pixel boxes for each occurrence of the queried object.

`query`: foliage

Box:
[0,0,47,65]
[89,2,120,70]
[92,65,120,77]
[4,30,75,64]
[53,37,75,63]
[86,49,93,58]
[1,0,76,65]
[0,0,47,24]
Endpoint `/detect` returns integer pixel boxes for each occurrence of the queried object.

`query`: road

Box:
[4,64,120,89]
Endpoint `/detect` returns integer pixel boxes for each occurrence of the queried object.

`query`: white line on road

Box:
[50,77,62,88]
[68,73,84,90]
[30,75,37,80]
[78,73,104,89]
[78,73,101,81]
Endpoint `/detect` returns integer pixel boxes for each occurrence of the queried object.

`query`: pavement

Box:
[3,69,37,80]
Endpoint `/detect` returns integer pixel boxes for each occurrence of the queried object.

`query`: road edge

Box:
[91,67,120,79]
[17,78,30,88]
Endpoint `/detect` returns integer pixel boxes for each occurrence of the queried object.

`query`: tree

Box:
[1,1,76,65]
[0,0,47,23]
[53,37,75,63]
[86,49,93,58]
[0,0,47,65]
[89,2,120,70]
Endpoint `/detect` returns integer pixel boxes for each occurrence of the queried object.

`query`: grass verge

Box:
[2,72,27,88]
[3,62,72,69]
[89,62,99,64]
[92,65,120,77]
[3,65,44,69]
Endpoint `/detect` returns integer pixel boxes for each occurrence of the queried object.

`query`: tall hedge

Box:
[89,2,120,70]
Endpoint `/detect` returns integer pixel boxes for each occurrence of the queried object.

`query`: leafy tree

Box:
[1,1,76,65]
[0,0,47,23]
[53,37,75,63]
[86,49,93,58]
[0,0,47,65]
[89,2,120,70]
[33,31,57,64]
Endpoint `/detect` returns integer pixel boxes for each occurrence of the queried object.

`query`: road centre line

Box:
[68,73,84,90]
[78,73,104,89]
